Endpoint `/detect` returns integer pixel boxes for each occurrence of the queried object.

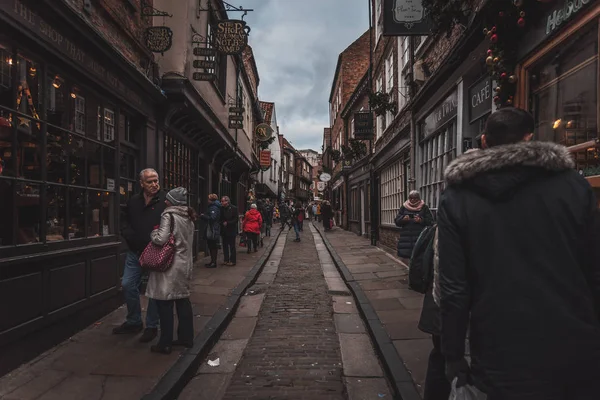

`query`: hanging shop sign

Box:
[317,182,326,191]
[353,112,373,140]
[193,59,215,69]
[422,90,458,138]
[193,72,216,81]
[144,26,173,54]
[213,20,250,55]
[260,150,271,167]
[383,0,431,36]
[319,173,332,182]
[228,117,243,129]
[229,106,245,113]
[255,123,274,142]
[468,76,492,123]
[193,47,216,57]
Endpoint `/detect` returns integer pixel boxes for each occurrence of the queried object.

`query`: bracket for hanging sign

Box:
[141,1,173,17]
[198,0,254,20]
[193,59,215,69]
[229,107,245,114]
[193,72,216,81]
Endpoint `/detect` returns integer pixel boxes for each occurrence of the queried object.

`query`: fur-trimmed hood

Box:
[444,141,575,199]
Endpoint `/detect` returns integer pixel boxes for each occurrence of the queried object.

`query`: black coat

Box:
[394,204,433,258]
[438,142,600,395]
[121,190,167,253]
[220,204,238,237]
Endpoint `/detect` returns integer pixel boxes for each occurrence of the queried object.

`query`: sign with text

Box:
[353,112,373,140]
[228,117,243,129]
[193,47,215,57]
[260,150,271,167]
[229,107,245,114]
[468,76,492,123]
[145,26,173,54]
[214,20,250,55]
[422,90,458,138]
[0,0,150,113]
[192,72,216,81]
[317,182,326,192]
[383,0,431,36]
[193,59,215,69]
[255,123,274,142]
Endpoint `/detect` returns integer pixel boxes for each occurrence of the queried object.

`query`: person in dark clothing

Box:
[321,201,333,231]
[220,196,238,266]
[263,199,273,236]
[279,201,292,229]
[113,168,165,343]
[439,108,600,399]
[292,202,304,242]
[394,191,433,259]
[200,193,221,269]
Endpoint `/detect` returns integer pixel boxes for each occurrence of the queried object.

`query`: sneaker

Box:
[150,345,172,354]
[112,322,143,335]
[139,327,158,343]
[172,339,194,348]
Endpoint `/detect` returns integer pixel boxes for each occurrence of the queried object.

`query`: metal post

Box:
[408,37,417,191]
[368,0,377,246]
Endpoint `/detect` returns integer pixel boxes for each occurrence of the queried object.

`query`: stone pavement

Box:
[314,224,431,397]
[0,234,276,400]
[179,226,392,400]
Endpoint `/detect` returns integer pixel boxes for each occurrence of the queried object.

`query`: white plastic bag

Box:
[449,378,487,400]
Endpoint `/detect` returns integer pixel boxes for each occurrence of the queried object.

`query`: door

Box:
[360,188,365,236]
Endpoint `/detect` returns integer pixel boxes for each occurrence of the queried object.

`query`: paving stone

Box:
[345,377,393,400]
[365,288,421,300]
[178,373,234,400]
[398,296,426,310]
[332,297,359,314]
[334,314,366,334]
[386,322,431,340]
[338,334,384,378]
[193,285,232,296]
[234,293,265,317]
[325,277,348,293]
[376,309,421,325]
[221,317,258,340]
[199,340,249,374]
[369,298,405,311]
[0,370,71,400]
[255,272,276,284]
[101,376,158,400]
[375,269,408,278]
[393,338,433,392]
[36,374,105,400]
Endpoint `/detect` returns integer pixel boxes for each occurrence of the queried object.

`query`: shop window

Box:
[104,108,115,142]
[420,122,457,209]
[529,23,598,173]
[380,158,406,226]
[164,133,198,206]
[74,95,85,134]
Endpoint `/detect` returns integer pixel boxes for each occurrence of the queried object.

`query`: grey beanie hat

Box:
[166,187,188,206]
[250,203,257,209]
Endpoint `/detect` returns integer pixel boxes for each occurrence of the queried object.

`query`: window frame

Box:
[380,157,407,226]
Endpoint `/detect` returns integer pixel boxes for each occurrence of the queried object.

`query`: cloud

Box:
[240,0,369,151]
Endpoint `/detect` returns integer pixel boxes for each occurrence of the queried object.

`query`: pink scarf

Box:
[403,199,424,212]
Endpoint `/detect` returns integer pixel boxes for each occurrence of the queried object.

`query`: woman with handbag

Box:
[145,187,196,354]
[200,193,221,269]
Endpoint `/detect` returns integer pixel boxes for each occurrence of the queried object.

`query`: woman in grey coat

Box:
[146,187,196,354]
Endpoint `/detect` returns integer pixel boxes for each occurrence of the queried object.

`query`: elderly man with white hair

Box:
[113,168,166,343]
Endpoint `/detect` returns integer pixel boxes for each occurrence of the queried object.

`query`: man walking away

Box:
[114,168,165,343]
[263,199,273,237]
[279,201,292,229]
[438,108,600,399]
[292,202,304,242]
[220,196,238,266]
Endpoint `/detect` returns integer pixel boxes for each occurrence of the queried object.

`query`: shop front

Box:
[346,157,370,237]
[0,0,163,346]
[516,0,600,196]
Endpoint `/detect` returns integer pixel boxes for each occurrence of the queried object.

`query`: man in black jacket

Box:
[438,108,600,399]
[113,168,166,343]
[220,196,238,266]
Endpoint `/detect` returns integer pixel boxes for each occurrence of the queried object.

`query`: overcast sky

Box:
[239,0,369,152]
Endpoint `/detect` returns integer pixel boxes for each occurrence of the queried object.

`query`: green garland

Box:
[422,0,471,36]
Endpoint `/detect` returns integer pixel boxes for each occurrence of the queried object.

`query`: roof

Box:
[259,101,274,124]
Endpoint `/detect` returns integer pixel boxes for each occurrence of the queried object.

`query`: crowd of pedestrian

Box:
[399,108,600,399]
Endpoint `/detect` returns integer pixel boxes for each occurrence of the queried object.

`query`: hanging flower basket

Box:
[369,92,397,117]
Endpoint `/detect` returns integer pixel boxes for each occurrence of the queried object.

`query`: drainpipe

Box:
[368,0,377,246]
[408,37,417,191]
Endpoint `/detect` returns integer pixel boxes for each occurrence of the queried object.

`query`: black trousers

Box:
[245,232,259,251]
[222,235,237,263]
[155,298,194,348]
[424,335,451,400]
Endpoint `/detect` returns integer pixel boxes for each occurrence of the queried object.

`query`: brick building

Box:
[326,29,370,227]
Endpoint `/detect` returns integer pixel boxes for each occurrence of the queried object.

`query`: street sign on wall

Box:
[383,0,431,36]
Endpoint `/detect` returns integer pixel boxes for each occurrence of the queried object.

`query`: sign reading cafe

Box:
[213,20,250,55]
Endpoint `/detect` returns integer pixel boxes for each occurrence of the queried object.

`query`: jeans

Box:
[155,298,194,348]
[293,222,300,239]
[424,335,451,400]
[122,251,159,328]
[222,235,237,263]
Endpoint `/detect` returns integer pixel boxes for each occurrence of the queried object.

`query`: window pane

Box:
[87,141,102,188]
[0,43,12,111]
[69,134,85,186]
[15,181,41,244]
[88,190,114,237]
[104,146,116,190]
[47,128,68,183]
[0,179,13,245]
[68,187,86,239]
[46,185,66,241]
